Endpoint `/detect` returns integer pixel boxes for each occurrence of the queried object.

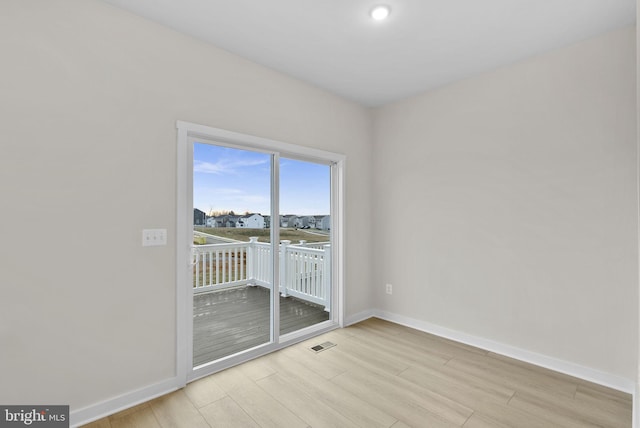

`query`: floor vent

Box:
[310,341,336,353]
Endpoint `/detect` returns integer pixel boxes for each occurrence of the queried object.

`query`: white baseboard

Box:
[372,309,635,394]
[69,377,181,427]
[344,309,376,326]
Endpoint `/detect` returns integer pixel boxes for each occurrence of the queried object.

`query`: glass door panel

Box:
[279,157,331,336]
[192,142,273,367]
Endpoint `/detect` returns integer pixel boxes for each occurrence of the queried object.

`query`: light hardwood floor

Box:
[82,318,632,428]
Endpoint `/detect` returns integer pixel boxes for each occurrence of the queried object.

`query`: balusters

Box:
[192,242,330,311]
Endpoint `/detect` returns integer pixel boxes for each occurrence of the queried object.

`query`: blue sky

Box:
[193,143,330,216]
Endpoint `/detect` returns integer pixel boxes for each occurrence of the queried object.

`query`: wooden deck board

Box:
[193,286,329,366]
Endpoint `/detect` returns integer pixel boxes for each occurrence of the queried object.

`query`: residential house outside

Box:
[298,216,316,228]
[280,215,298,228]
[194,208,206,226]
[202,213,327,229]
[236,213,265,229]
[207,214,240,228]
[314,215,330,230]
[224,215,239,227]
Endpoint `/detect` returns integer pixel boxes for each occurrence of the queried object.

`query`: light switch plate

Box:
[142,229,167,246]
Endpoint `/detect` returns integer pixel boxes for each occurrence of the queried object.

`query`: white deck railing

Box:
[193,242,247,290]
[192,237,330,311]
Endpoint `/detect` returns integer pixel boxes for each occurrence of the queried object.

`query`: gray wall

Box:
[373,26,637,381]
[0,0,373,410]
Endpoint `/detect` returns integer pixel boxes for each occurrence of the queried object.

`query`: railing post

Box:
[194,251,200,289]
[322,244,331,312]
[248,237,258,286]
[280,240,291,297]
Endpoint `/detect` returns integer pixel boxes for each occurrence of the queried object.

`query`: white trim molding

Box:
[370,310,635,394]
[344,309,377,327]
[69,377,179,427]
[176,121,346,165]
[176,120,346,381]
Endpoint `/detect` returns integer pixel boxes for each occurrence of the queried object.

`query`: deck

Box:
[193,285,329,366]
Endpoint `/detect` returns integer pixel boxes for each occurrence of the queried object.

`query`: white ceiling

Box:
[100,0,636,107]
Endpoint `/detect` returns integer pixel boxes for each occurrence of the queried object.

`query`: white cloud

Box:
[194,158,269,175]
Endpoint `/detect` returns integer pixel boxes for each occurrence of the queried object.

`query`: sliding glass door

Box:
[177,121,342,382]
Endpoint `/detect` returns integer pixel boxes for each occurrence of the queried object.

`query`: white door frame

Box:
[176,120,345,384]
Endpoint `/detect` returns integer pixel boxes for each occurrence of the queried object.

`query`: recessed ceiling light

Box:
[370,5,391,21]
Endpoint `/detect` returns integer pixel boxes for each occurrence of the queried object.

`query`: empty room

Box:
[1,1,638,427]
